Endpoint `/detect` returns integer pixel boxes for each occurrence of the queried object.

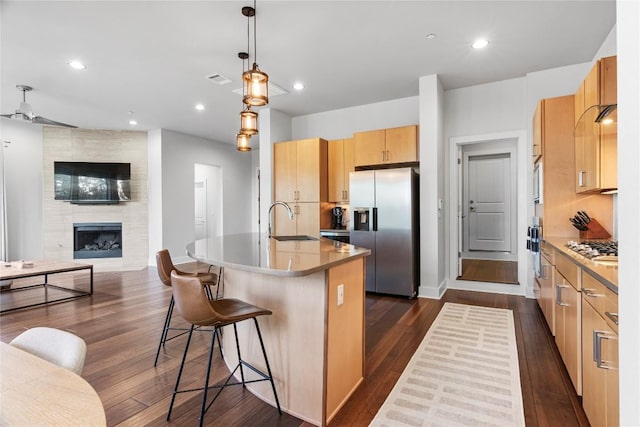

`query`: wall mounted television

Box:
[54,162,131,204]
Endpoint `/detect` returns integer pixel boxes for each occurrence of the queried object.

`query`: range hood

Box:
[574,103,617,138]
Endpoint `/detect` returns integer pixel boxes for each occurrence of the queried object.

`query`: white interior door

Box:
[194,181,207,240]
[195,164,222,239]
[465,153,511,252]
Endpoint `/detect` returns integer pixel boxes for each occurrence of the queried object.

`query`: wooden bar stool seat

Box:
[153,249,220,366]
[167,271,281,426]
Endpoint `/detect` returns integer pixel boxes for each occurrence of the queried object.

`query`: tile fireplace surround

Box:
[42,128,148,272]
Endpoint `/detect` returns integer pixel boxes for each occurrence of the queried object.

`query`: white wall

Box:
[292,96,419,140]
[147,129,162,265]
[418,75,446,298]
[0,121,43,260]
[154,129,254,264]
[617,1,640,424]
[258,108,292,235]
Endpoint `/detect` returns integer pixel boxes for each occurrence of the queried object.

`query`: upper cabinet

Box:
[574,55,617,194]
[328,138,354,203]
[273,138,329,238]
[354,125,418,167]
[274,137,328,203]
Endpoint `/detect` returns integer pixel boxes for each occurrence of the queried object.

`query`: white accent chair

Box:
[10,327,87,375]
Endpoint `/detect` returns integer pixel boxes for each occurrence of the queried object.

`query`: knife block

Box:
[579,218,611,240]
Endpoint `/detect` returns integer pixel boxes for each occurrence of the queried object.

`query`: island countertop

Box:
[186,233,370,277]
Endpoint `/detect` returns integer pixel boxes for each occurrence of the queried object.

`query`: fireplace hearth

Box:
[73,223,122,259]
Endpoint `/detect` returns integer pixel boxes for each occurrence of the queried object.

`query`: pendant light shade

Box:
[242,64,269,106]
[236,133,251,152]
[240,107,258,135]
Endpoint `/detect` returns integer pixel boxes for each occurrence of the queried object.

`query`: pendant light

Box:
[236,132,251,152]
[236,52,255,151]
[239,52,258,136]
[242,2,269,107]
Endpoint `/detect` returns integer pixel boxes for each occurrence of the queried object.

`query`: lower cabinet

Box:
[554,274,582,395]
[274,202,322,238]
[581,275,619,427]
[537,249,555,335]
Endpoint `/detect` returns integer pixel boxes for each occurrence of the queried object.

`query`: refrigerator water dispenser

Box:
[353,209,370,231]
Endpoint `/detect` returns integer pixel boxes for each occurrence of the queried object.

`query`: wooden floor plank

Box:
[0,267,586,426]
[460,259,519,284]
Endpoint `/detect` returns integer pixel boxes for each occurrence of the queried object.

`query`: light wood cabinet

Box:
[354,125,418,167]
[554,251,582,395]
[273,138,328,237]
[328,138,354,203]
[274,202,322,238]
[274,138,328,203]
[582,290,619,427]
[575,56,617,193]
[536,246,555,335]
[533,95,591,237]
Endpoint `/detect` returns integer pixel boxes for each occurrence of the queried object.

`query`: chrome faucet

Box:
[268,201,294,237]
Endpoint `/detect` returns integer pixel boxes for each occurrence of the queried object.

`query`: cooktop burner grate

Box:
[566,240,618,258]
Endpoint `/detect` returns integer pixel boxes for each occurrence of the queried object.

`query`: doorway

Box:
[194,164,222,240]
[448,131,529,295]
[462,151,516,258]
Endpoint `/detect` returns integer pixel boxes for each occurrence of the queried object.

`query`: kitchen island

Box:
[186,233,370,426]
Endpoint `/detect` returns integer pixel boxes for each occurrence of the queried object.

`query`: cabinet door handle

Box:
[578,171,585,187]
[593,330,615,369]
[556,284,569,306]
[381,151,385,162]
[605,311,619,325]
[386,150,390,162]
[582,288,603,298]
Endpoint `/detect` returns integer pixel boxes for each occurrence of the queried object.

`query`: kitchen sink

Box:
[271,235,318,241]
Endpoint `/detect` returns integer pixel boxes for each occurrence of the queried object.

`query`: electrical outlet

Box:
[337,284,344,306]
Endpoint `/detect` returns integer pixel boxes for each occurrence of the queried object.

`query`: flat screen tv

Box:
[54,161,131,204]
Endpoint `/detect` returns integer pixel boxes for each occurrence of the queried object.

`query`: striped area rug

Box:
[369,303,525,427]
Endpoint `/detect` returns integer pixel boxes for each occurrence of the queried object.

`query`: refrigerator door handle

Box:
[373,207,378,231]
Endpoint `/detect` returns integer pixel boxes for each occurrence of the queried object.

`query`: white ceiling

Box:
[1,1,616,145]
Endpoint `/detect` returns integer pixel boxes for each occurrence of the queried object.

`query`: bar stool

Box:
[10,327,87,375]
[154,249,220,366]
[167,271,281,426]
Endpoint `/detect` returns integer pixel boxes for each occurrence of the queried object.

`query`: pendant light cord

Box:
[253,0,258,65]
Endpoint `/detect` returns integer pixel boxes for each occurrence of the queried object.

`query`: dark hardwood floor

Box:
[0,266,588,426]
[459,258,519,284]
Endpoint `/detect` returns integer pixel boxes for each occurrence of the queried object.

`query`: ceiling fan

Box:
[1,84,77,128]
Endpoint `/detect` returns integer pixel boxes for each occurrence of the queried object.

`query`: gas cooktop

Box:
[566,240,618,259]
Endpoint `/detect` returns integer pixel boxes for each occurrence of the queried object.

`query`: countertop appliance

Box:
[566,240,618,259]
[527,216,541,278]
[331,207,345,229]
[349,168,419,297]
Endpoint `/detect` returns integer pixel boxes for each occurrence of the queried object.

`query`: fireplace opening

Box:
[73,223,122,259]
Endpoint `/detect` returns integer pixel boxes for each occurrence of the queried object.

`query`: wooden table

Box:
[0,260,93,313]
[0,342,106,426]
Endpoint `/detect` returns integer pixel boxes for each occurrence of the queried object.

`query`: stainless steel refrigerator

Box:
[349,168,419,297]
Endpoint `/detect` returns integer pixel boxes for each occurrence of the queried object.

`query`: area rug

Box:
[369,303,525,427]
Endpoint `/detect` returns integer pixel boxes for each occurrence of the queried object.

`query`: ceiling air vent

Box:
[206,73,232,85]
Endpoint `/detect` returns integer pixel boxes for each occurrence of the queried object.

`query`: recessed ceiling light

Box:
[293,82,304,91]
[425,33,437,40]
[472,39,489,49]
[68,60,86,70]
[129,119,138,126]
[195,103,205,111]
